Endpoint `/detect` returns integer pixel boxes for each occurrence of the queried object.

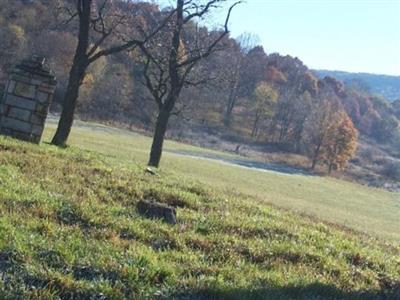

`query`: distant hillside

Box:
[314,70,400,102]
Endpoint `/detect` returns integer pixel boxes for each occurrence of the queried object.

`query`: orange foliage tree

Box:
[323,112,358,173]
[303,97,358,172]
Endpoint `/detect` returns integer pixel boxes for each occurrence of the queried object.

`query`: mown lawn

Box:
[43,119,400,242]
[0,123,398,299]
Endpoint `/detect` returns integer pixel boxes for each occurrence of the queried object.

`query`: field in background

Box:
[43,119,400,242]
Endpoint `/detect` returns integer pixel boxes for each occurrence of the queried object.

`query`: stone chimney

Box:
[0,55,57,143]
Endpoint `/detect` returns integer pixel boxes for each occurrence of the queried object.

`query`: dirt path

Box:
[166,149,313,177]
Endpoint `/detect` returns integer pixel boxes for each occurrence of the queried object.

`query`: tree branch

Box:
[87,7,177,64]
[183,0,220,23]
[178,1,241,68]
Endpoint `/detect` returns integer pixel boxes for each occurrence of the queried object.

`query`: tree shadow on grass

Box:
[176,282,400,300]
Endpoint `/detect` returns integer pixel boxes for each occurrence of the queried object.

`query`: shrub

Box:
[381,160,400,180]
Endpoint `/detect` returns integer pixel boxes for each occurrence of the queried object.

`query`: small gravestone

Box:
[137,200,177,224]
[0,55,57,143]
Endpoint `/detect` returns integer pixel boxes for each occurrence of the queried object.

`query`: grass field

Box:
[0,119,398,299]
[43,119,400,242]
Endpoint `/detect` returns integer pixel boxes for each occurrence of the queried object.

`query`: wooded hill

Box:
[315,70,400,102]
[0,0,399,170]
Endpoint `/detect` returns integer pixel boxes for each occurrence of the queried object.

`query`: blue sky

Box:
[210,0,400,75]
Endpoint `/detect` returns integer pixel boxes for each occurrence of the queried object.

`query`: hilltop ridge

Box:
[314,70,400,101]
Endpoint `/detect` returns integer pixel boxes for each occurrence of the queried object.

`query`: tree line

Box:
[0,0,399,171]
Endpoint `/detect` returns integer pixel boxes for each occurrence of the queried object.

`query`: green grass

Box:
[43,119,400,242]
[0,121,398,299]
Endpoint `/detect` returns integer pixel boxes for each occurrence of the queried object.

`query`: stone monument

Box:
[0,55,57,143]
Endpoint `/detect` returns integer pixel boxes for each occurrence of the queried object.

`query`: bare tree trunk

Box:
[148,109,171,167]
[311,157,318,170]
[224,81,238,125]
[51,61,87,146]
[251,114,260,137]
[224,66,240,126]
[51,0,91,146]
[311,142,322,170]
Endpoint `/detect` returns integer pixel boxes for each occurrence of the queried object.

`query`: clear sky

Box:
[210,0,400,76]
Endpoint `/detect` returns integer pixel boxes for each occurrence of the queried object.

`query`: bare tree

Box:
[224,32,258,125]
[140,0,240,167]
[269,68,312,149]
[51,0,173,146]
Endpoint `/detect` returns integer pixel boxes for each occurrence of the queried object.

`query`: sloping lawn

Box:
[0,133,398,299]
[43,119,400,242]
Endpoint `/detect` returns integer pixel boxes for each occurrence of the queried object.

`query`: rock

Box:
[145,167,157,175]
[137,200,177,224]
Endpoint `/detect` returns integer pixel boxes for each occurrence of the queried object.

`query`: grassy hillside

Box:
[43,119,400,242]
[0,123,398,299]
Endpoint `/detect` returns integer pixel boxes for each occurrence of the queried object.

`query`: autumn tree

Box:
[51,0,173,146]
[140,0,240,168]
[250,81,278,138]
[303,94,358,172]
[323,112,358,173]
[303,97,340,170]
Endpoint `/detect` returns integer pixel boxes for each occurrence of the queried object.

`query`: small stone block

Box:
[1,117,32,133]
[36,91,49,104]
[37,85,55,94]
[30,113,44,125]
[5,95,36,110]
[10,74,31,84]
[14,82,36,99]
[8,107,31,122]
[7,81,16,93]
[30,79,42,85]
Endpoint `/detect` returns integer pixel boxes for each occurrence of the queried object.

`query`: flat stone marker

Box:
[137,199,177,224]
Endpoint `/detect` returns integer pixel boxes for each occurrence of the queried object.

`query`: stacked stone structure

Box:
[0,55,57,143]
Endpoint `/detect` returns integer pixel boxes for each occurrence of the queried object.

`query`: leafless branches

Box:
[140,0,241,167]
[141,0,240,105]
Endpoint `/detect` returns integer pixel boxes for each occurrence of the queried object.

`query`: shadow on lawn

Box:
[176,282,400,300]
[167,149,313,176]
